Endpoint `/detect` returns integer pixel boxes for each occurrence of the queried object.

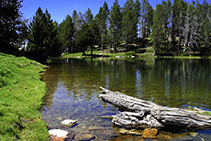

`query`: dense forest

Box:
[1,0,211,62]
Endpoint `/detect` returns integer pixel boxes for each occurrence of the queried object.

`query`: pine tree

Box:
[140,0,153,47]
[27,7,61,61]
[90,20,100,55]
[75,22,93,55]
[0,0,25,54]
[109,0,122,52]
[172,0,187,52]
[150,4,167,55]
[198,0,211,56]
[95,1,110,51]
[183,1,200,53]
[140,0,149,39]
[84,8,93,25]
[72,10,83,51]
[59,15,74,53]
[122,0,141,50]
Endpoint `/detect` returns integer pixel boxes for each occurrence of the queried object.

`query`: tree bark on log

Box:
[99,87,211,130]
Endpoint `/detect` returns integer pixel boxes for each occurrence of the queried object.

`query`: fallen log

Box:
[99,87,211,130]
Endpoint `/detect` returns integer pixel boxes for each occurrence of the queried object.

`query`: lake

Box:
[41,58,211,141]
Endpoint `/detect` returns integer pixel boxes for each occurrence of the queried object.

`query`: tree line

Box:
[1,0,211,62]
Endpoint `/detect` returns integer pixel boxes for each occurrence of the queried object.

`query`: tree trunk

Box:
[99,87,211,130]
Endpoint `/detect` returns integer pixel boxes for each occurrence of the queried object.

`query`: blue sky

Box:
[21,0,205,24]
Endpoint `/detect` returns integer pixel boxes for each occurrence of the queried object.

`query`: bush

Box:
[125,51,137,56]
[136,48,146,53]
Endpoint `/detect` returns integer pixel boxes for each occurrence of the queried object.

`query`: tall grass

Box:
[0,53,49,140]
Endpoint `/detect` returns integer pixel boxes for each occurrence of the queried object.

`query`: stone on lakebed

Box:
[48,129,68,138]
[61,119,77,127]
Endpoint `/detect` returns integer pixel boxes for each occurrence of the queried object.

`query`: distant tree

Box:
[59,15,74,53]
[172,0,187,52]
[0,0,25,54]
[198,0,211,56]
[109,0,122,52]
[27,7,61,61]
[140,0,150,39]
[75,22,93,55]
[150,4,167,55]
[122,0,141,50]
[95,1,110,51]
[90,20,100,55]
[139,0,154,48]
[72,10,83,51]
[84,8,93,25]
[183,1,200,53]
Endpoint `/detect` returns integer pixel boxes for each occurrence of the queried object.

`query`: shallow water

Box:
[41,58,211,140]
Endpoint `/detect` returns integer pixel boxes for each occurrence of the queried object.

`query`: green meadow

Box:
[0,53,49,140]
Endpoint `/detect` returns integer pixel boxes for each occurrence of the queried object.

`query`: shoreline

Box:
[0,53,49,140]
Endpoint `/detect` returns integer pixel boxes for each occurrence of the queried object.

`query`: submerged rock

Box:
[115,128,142,135]
[49,130,75,141]
[75,133,95,141]
[142,128,173,140]
[142,128,158,139]
[48,129,68,138]
[61,119,77,127]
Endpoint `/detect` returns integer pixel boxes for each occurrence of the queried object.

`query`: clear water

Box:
[41,58,211,140]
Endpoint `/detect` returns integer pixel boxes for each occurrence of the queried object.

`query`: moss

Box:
[0,53,49,140]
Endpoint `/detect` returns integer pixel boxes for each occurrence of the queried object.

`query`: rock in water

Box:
[61,119,77,127]
[75,134,95,141]
[48,129,68,138]
[142,128,158,139]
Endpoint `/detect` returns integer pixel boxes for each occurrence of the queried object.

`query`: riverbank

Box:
[61,47,210,60]
[0,53,49,140]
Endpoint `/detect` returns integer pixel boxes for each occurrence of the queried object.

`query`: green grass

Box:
[0,52,49,140]
[61,49,154,59]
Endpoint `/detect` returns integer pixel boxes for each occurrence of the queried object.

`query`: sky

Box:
[21,0,206,24]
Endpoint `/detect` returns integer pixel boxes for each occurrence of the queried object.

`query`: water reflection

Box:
[41,58,211,140]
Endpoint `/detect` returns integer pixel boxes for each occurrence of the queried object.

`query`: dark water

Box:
[41,58,211,141]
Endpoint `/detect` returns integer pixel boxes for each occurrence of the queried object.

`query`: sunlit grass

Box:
[0,53,49,140]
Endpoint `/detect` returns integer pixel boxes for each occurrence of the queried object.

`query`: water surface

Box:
[41,58,211,140]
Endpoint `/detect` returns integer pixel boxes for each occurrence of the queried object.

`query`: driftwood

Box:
[99,87,211,130]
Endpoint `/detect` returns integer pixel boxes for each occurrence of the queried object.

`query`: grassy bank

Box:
[0,53,49,140]
[61,46,210,59]
[61,49,154,59]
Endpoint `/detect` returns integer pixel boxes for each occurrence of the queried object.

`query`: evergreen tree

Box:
[90,20,100,55]
[84,8,93,25]
[72,10,83,51]
[109,0,122,52]
[150,4,167,55]
[122,0,141,50]
[183,1,200,53]
[75,22,93,55]
[198,0,211,56]
[0,0,25,54]
[27,7,61,61]
[95,1,110,51]
[172,0,187,52]
[59,15,74,53]
[140,0,149,39]
[139,0,153,47]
